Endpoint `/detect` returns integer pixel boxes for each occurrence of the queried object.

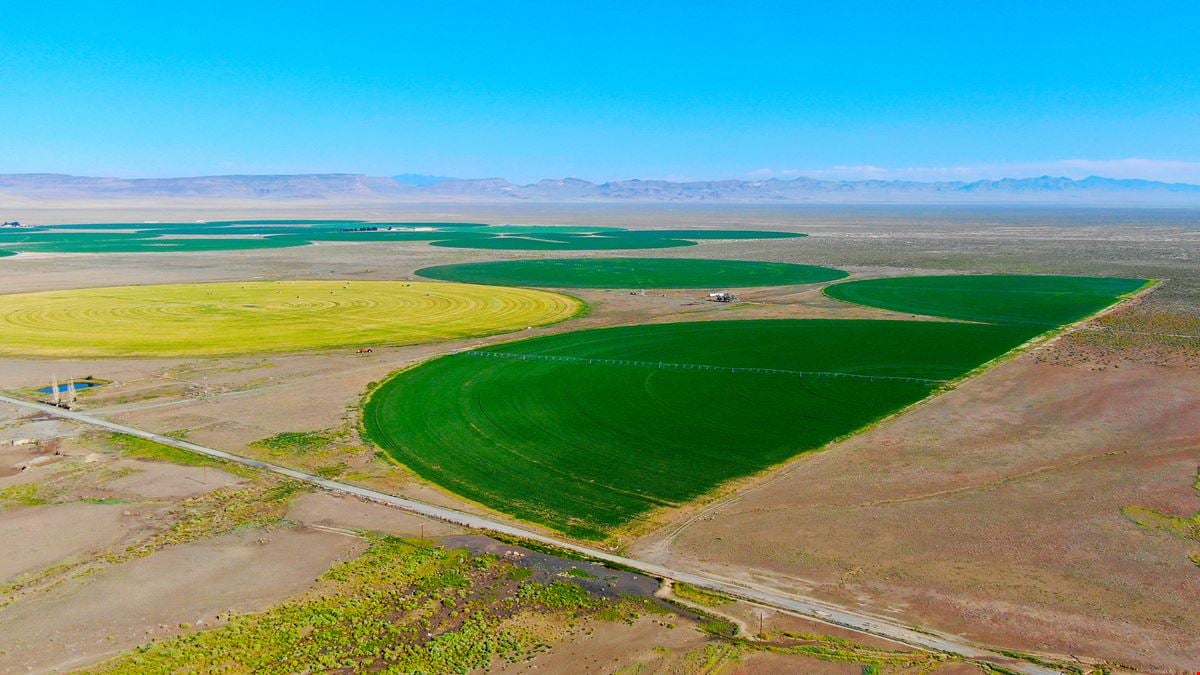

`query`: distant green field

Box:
[823,274,1149,326]
[430,228,806,250]
[46,222,200,230]
[0,228,313,253]
[608,229,804,240]
[9,221,808,253]
[0,231,151,243]
[430,234,697,250]
[364,319,1036,539]
[136,226,320,236]
[291,230,498,242]
[418,258,848,288]
[52,219,487,231]
[16,236,312,254]
[457,224,626,234]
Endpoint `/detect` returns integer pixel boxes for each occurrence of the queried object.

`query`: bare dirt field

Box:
[0,503,135,580]
[1,527,362,672]
[2,202,1199,671]
[0,402,362,671]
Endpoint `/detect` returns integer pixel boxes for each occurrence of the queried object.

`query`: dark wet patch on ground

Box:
[440,534,660,600]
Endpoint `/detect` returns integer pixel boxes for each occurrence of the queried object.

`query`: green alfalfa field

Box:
[417,258,848,288]
[363,274,1146,540]
[823,274,1150,326]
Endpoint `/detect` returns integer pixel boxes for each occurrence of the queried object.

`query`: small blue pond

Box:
[38,381,103,394]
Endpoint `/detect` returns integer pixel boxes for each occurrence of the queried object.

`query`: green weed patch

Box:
[90,537,658,673]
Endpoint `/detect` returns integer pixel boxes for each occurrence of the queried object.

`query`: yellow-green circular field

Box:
[0,280,582,357]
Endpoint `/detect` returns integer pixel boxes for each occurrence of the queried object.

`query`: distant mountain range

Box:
[3,172,1200,204]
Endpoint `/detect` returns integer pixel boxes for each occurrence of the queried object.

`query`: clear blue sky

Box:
[2,2,1198,183]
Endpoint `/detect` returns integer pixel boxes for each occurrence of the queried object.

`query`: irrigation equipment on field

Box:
[467,350,948,385]
[42,373,78,409]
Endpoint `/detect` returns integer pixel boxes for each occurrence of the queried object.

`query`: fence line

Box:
[467,350,948,385]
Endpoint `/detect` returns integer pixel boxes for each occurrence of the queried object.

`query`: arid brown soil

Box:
[0,503,137,580]
[0,403,367,671]
[632,347,1200,672]
[491,614,712,674]
[1039,303,1200,370]
[0,527,362,672]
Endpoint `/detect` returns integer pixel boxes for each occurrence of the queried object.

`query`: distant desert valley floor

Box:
[1,202,1197,674]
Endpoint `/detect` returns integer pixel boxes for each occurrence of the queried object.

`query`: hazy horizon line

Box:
[5,164,1200,188]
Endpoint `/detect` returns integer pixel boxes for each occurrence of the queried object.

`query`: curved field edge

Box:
[415,258,848,289]
[0,280,587,358]
[822,274,1150,326]
[361,319,1042,541]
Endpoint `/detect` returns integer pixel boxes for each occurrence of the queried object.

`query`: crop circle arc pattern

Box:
[0,280,582,356]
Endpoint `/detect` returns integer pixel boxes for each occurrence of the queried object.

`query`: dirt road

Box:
[0,392,1055,674]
